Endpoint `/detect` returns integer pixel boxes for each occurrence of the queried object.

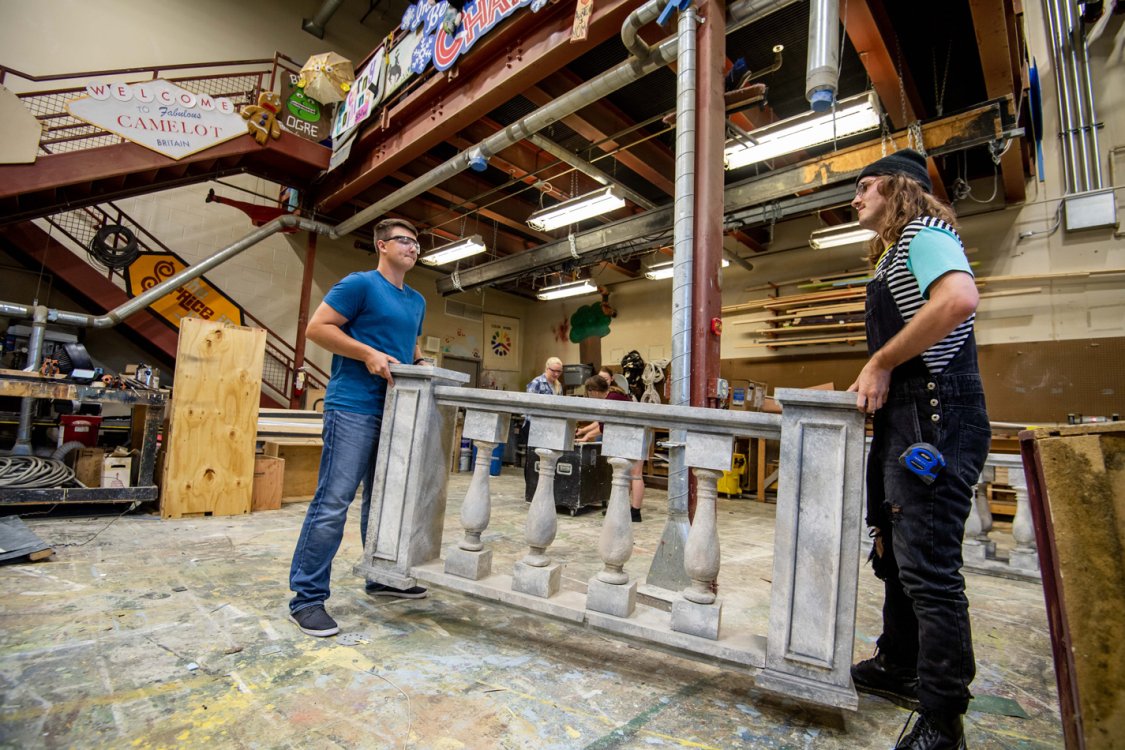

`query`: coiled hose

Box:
[0,456,77,489]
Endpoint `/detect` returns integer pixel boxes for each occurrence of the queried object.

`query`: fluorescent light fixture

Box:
[536,279,598,300]
[724,91,881,170]
[419,234,486,266]
[527,186,626,231]
[808,221,878,249]
[644,258,730,280]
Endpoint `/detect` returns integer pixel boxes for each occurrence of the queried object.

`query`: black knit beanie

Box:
[857,149,932,194]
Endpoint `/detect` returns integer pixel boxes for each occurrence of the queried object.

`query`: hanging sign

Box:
[125,252,245,331]
[67,80,246,160]
[483,314,520,371]
[280,72,333,143]
[331,46,387,138]
[400,0,547,76]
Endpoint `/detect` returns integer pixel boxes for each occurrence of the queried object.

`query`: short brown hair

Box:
[584,376,608,394]
[374,218,418,244]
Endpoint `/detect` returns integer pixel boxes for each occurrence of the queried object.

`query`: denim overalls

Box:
[863,229,992,716]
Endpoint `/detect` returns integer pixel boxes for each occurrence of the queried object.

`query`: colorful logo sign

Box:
[400,0,547,75]
[281,73,332,143]
[125,252,244,331]
[490,328,512,358]
[67,80,246,160]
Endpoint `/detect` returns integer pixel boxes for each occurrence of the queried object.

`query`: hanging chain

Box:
[933,40,951,117]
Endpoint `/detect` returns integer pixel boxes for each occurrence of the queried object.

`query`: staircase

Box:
[0,55,332,407]
[0,55,329,224]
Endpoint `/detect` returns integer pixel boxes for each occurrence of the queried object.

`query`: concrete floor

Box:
[0,471,1063,749]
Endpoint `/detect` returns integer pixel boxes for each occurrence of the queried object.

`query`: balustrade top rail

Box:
[432,384,785,440]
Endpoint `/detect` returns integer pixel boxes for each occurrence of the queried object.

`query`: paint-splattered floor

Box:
[0,471,1062,749]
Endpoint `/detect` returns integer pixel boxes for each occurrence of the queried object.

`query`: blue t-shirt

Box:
[322,270,425,415]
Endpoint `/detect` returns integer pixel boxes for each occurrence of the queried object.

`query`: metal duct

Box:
[302,0,346,39]
[806,0,840,111]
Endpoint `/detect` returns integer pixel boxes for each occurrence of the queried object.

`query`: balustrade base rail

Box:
[357,365,868,712]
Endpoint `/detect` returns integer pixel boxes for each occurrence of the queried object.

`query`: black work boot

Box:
[895,710,966,749]
[851,650,919,707]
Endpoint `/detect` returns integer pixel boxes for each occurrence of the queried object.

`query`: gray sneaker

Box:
[289,604,339,637]
[365,582,429,599]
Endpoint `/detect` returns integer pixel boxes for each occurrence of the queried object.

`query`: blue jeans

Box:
[866,373,991,715]
[289,409,382,614]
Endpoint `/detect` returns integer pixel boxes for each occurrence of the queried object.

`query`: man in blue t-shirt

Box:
[288,218,428,638]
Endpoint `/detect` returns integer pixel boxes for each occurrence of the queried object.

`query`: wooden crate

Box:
[263,438,323,501]
[161,318,266,519]
[251,456,284,511]
[74,447,106,488]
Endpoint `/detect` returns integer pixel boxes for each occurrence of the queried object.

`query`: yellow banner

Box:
[125,252,244,330]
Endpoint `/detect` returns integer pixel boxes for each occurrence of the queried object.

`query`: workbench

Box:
[0,371,168,505]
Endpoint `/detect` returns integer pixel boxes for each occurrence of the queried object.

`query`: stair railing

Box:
[37,197,328,404]
[1,53,302,155]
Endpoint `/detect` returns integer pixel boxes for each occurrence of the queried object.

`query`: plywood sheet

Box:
[161,318,266,518]
[1028,426,1125,749]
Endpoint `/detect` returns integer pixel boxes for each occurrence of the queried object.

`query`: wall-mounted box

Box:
[1064,189,1117,231]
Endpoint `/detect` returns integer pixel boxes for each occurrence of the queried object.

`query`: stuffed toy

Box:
[241,92,282,146]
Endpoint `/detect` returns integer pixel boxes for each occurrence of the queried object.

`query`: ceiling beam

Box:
[313,0,641,214]
[436,100,1014,294]
[969,0,1026,203]
[841,0,950,201]
[524,71,676,195]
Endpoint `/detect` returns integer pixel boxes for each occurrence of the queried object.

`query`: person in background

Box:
[577,375,644,522]
[847,149,989,750]
[527,357,563,396]
[288,218,430,639]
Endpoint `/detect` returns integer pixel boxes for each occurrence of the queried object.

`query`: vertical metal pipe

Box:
[12,305,48,456]
[647,3,699,592]
[691,0,725,414]
[291,231,318,409]
[805,0,840,111]
[1060,0,1092,191]
[1074,4,1104,189]
[1044,0,1078,193]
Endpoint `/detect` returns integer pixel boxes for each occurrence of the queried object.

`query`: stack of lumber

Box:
[726,277,867,349]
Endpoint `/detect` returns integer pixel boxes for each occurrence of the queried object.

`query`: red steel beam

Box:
[842,0,950,201]
[314,0,641,214]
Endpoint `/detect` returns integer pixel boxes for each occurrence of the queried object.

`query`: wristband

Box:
[414,357,426,365]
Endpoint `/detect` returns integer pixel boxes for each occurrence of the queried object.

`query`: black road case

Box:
[523,443,612,515]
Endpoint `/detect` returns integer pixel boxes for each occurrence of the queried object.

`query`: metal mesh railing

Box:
[1,54,302,155]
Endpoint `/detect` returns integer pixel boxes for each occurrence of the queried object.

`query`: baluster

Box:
[963,473,987,564]
[444,439,496,580]
[671,467,723,640]
[1007,466,1039,574]
[586,457,638,618]
[512,448,562,597]
[974,465,997,558]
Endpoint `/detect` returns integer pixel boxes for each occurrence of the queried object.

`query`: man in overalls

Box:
[847,149,991,750]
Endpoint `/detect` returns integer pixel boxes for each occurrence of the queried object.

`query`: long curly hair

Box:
[865,173,959,264]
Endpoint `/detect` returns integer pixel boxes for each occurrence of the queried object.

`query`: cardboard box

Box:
[102,455,132,488]
[252,455,284,511]
[75,448,107,487]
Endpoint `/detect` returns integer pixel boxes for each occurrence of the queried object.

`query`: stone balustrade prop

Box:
[355,365,867,711]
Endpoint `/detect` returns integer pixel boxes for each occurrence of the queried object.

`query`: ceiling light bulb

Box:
[808,221,877,249]
[536,279,598,300]
[724,91,882,171]
[527,187,626,231]
[419,235,486,266]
